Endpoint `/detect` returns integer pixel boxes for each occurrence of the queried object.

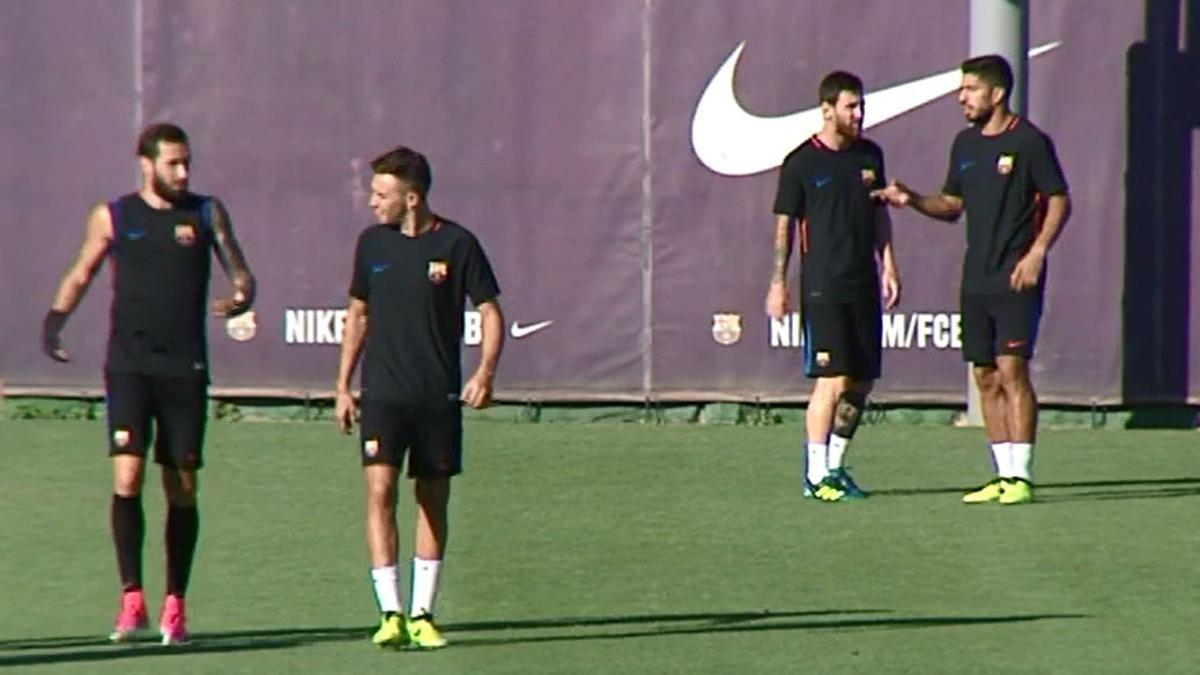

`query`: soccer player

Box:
[334,146,504,650]
[767,71,901,502]
[875,55,1070,504]
[42,122,255,644]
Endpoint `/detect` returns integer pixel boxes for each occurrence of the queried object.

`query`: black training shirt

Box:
[349,219,500,405]
[942,117,1068,295]
[773,136,886,301]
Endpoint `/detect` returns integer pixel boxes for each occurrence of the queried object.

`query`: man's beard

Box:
[835,119,861,139]
[966,103,993,125]
[152,174,187,203]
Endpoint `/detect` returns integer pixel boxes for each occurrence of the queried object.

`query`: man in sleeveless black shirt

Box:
[334,146,504,650]
[876,55,1070,505]
[42,123,255,644]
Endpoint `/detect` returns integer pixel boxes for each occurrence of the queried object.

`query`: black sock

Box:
[111,495,144,591]
[165,504,200,597]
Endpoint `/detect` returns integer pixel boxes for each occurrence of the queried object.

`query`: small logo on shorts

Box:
[711,312,743,346]
[860,167,877,186]
[996,153,1015,175]
[815,351,831,367]
[174,223,197,246]
[113,429,131,448]
[363,439,380,457]
[226,310,258,342]
[1005,339,1026,349]
[428,260,449,284]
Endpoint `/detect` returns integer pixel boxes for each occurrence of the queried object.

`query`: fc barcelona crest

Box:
[996,153,1015,175]
[174,223,197,246]
[428,260,449,284]
[711,312,743,346]
[860,168,877,186]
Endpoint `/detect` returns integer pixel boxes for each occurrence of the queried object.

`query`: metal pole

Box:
[963,0,1029,426]
[969,0,1030,114]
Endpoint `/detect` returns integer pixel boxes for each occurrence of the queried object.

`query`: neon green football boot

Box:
[403,614,448,650]
[998,478,1034,505]
[962,478,1005,504]
[371,613,405,649]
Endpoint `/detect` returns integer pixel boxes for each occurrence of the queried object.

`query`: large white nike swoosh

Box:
[510,320,554,339]
[691,41,1061,177]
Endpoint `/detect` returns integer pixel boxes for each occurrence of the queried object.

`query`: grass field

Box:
[1,419,1197,674]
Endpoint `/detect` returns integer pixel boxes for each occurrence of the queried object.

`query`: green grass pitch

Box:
[1,420,1197,673]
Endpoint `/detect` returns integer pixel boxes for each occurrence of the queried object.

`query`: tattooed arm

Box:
[765,214,795,320]
[207,198,256,317]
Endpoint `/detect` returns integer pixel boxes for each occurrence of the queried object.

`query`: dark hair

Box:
[961,55,1014,102]
[818,71,864,106]
[370,146,432,197]
[136,123,189,159]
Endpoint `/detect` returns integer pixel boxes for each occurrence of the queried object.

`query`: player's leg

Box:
[828,379,872,498]
[360,401,407,647]
[806,376,843,494]
[993,290,1043,504]
[154,373,207,645]
[801,302,847,501]
[105,372,153,642]
[402,403,462,649]
[962,295,1010,503]
[826,296,881,498]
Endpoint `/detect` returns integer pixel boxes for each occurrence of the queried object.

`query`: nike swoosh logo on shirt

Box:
[691,41,1061,176]
[510,320,554,339]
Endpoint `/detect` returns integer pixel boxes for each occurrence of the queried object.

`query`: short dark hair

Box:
[818,71,864,106]
[136,123,188,159]
[961,55,1014,102]
[370,146,432,197]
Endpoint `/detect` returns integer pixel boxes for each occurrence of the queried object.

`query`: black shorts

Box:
[359,400,463,478]
[801,297,882,380]
[104,371,208,469]
[961,291,1044,365]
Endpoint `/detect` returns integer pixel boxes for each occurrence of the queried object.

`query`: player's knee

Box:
[415,477,451,507]
[996,358,1030,389]
[973,366,1002,394]
[113,471,144,496]
[163,473,198,505]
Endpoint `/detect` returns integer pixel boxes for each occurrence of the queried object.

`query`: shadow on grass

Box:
[875,477,1200,500]
[0,608,1088,666]
[450,611,1090,648]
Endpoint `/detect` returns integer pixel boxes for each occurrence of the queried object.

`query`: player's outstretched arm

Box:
[765,214,794,320]
[43,202,114,362]
[462,299,504,409]
[335,297,368,433]
[208,199,256,317]
[873,181,963,223]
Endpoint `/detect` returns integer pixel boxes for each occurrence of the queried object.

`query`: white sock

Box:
[806,443,829,485]
[371,565,402,614]
[828,434,850,470]
[990,442,1012,477]
[1009,443,1033,481]
[409,557,442,618]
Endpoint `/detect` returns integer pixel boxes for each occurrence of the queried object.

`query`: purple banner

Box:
[2,1,1193,405]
